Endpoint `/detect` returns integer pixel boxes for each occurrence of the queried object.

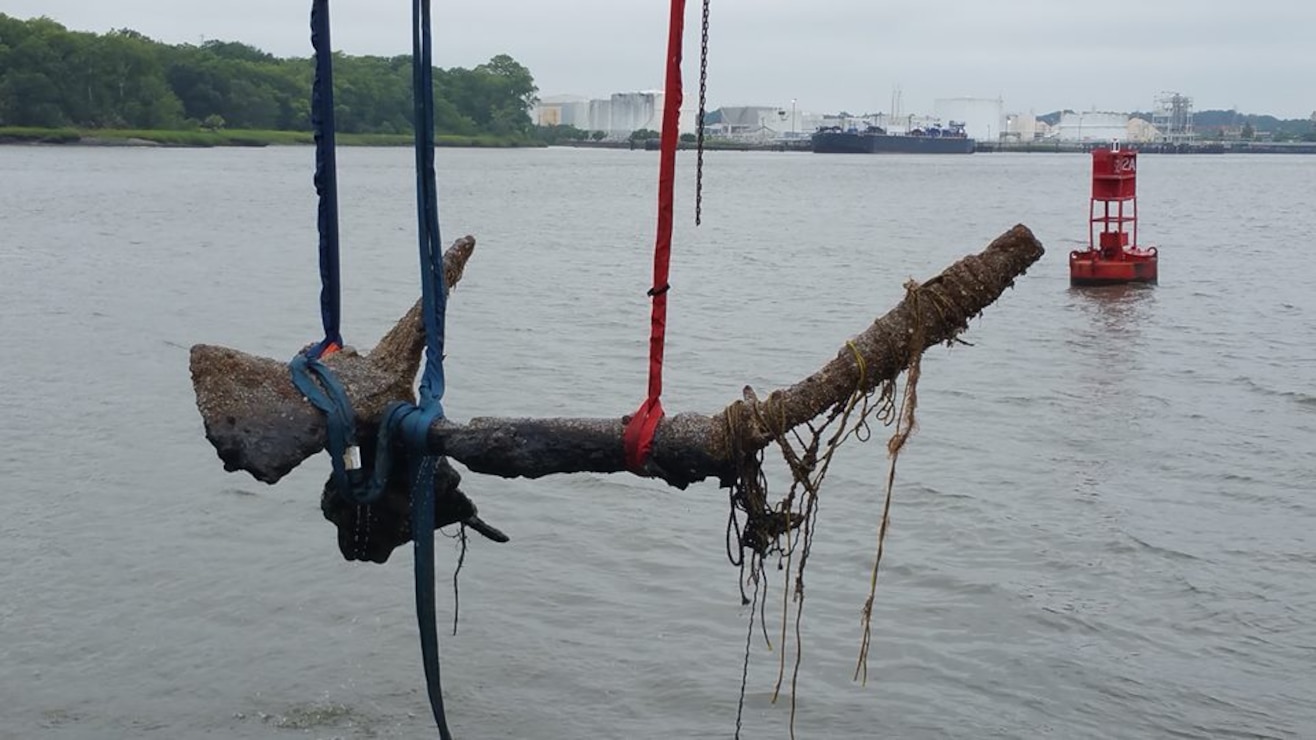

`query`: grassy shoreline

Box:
[0,126,540,149]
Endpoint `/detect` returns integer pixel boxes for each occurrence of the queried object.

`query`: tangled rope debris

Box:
[722,278,958,739]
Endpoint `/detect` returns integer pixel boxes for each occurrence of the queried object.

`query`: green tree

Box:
[0,13,543,138]
[200,39,274,63]
[0,14,181,128]
[3,27,72,126]
[440,55,538,137]
[477,53,538,111]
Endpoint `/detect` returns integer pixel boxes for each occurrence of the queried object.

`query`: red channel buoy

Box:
[1069,147,1159,286]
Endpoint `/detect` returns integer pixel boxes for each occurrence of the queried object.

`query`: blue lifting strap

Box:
[405,0,454,735]
[289,2,456,737]
[308,0,343,356]
[290,0,376,506]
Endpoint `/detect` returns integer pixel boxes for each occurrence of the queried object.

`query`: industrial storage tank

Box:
[933,97,1005,143]
[608,92,665,137]
[533,95,590,128]
[1053,111,1130,142]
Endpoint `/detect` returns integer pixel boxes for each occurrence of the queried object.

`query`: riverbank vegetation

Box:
[0,13,541,146]
[0,125,527,148]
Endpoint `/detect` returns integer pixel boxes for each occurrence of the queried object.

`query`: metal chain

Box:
[695,0,711,225]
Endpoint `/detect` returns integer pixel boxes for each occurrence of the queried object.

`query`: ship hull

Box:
[812,131,976,154]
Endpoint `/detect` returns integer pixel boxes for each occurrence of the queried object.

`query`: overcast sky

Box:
[6,0,1314,118]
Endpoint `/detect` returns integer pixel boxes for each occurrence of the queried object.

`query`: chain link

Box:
[695,0,711,226]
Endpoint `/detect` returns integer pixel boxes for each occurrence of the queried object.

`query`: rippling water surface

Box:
[1,145,1313,739]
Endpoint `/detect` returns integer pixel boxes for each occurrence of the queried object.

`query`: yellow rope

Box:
[854,281,925,685]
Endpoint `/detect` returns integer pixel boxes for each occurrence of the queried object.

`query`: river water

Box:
[1,145,1313,739]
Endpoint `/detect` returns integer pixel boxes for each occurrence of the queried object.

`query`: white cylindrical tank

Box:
[1054,111,1130,142]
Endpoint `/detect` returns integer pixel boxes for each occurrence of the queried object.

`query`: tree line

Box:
[0,14,539,138]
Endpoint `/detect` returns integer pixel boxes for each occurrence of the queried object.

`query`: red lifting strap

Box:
[623,0,686,472]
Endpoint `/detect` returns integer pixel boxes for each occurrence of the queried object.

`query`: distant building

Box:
[704,106,781,140]
[607,91,665,136]
[1003,112,1038,142]
[1152,92,1195,143]
[534,94,590,128]
[533,91,698,139]
[933,97,1005,142]
[537,90,1055,144]
[1001,114,1077,142]
[1051,111,1130,142]
[587,98,612,134]
[707,105,830,140]
[1125,117,1160,142]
